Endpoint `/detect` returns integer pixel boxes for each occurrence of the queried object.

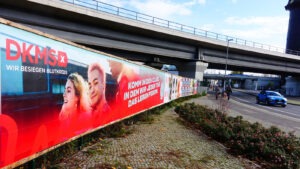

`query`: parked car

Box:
[256,90,287,107]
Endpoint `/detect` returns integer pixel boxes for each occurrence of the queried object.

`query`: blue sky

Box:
[97,0,289,49]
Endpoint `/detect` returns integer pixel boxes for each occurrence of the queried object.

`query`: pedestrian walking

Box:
[225,85,232,100]
[215,85,221,100]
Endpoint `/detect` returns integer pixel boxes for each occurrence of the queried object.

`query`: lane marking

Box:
[232,96,300,117]
[232,97,252,104]
[230,96,300,122]
[257,104,293,114]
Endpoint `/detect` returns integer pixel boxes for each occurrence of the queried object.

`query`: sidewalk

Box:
[54,107,258,169]
[234,89,300,106]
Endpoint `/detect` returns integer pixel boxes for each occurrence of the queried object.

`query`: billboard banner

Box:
[0,19,198,168]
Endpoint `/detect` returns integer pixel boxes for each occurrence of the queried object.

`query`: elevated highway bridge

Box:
[1,0,300,81]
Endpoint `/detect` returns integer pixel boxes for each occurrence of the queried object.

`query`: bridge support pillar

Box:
[280,74,287,88]
[177,61,208,81]
[285,76,300,96]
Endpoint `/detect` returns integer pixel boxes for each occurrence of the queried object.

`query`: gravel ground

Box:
[54,96,260,169]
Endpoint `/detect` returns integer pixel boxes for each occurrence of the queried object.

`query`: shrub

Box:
[175,103,300,169]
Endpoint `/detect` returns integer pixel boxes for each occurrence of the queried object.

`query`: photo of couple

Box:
[58,59,138,137]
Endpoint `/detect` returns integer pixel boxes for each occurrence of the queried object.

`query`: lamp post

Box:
[224,38,233,92]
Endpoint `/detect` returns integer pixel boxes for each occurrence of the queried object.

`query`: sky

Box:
[96,0,290,49]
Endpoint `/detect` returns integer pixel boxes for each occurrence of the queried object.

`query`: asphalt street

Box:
[199,90,300,136]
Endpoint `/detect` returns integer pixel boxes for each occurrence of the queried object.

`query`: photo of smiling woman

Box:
[59,72,92,138]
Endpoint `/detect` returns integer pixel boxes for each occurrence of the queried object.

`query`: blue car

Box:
[256,90,287,107]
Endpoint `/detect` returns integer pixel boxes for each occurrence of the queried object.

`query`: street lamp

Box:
[223,38,233,92]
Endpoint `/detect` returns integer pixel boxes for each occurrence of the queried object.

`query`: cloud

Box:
[231,0,238,4]
[128,0,205,19]
[198,0,206,4]
[199,24,215,31]
[222,16,288,47]
[184,0,206,5]
[225,16,287,26]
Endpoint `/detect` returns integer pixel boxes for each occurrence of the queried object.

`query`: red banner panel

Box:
[0,19,198,168]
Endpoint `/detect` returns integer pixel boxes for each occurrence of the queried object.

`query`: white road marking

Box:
[257,104,292,115]
[230,96,300,121]
[232,96,252,104]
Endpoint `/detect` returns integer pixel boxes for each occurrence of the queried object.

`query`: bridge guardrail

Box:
[62,0,300,56]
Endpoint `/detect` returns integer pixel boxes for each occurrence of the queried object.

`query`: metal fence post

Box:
[29,159,36,169]
[78,137,83,150]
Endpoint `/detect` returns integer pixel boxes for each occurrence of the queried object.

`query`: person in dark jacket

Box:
[215,85,221,100]
[225,85,232,100]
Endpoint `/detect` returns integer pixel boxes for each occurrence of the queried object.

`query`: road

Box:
[193,90,300,136]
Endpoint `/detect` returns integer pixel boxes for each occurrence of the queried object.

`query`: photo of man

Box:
[107,59,142,118]
[88,62,111,127]
[108,60,137,106]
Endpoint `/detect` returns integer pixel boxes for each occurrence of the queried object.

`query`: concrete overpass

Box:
[204,74,281,90]
[1,0,300,80]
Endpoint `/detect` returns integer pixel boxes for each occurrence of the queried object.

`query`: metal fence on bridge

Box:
[62,0,300,56]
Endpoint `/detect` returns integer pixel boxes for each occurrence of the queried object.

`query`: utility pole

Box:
[223,38,233,92]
